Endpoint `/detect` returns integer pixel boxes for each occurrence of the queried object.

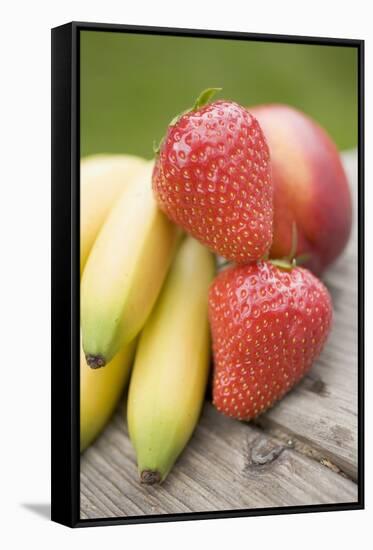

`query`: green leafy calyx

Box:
[268,222,311,271]
[153,87,222,156]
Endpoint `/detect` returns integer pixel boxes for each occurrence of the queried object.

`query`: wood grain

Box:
[80,151,359,519]
[80,402,357,519]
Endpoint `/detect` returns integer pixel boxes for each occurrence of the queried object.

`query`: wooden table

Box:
[80,151,359,519]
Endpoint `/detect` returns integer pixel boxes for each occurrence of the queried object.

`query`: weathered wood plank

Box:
[80,402,357,519]
[81,403,357,518]
[80,151,359,518]
[254,152,358,479]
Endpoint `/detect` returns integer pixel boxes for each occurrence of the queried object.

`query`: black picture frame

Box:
[51,21,365,528]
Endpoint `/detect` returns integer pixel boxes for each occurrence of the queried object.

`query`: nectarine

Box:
[250,104,352,274]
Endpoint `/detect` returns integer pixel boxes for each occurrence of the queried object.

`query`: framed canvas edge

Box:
[51,21,80,528]
[51,21,365,529]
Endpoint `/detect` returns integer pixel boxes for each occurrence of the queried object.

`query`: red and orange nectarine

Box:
[250,104,352,274]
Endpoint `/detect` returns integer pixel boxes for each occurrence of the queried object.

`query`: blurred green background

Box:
[80,31,358,159]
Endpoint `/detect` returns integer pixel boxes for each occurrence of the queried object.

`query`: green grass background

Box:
[80,31,358,159]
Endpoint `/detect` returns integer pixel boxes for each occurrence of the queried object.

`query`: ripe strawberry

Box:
[208,261,332,420]
[152,89,273,263]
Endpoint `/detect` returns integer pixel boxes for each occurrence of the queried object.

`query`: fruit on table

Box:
[81,161,179,369]
[127,237,215,484]
[80,338,136,452]
[80,154,146,275]
[152,89,273,263]
[250,104,352,274]
[208,261,332,420]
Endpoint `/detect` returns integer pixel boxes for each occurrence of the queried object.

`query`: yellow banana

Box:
[80,154,146,275]
[127,237,215,484]
[81,161,179,368]
[80,339,136,452]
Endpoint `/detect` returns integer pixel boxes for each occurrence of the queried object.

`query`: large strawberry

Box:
[208,261,332,420]
[152,89,273,263]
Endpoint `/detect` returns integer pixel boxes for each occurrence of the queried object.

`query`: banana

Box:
[80,154,146,275]
[81,161,179,368]
[127,237,215,484]
[80,338,136,452]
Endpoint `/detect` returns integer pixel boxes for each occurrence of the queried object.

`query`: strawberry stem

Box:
[269,258,294,271]
[153,88,222,156]
[269,222,311,271]
[286,221,298,261]
[295,252,311,265]
[192,88,222,110]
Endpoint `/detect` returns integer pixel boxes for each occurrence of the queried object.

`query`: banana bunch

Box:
[80,337,136,452]
[81,160,180,368]
[80,154,146,449]
[127,237,215,483]
[80,153,214,484]
[80,154,146,275]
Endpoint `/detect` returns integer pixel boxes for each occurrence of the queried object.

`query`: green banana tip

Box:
[85,354,106,369]
[140,470,162,485]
